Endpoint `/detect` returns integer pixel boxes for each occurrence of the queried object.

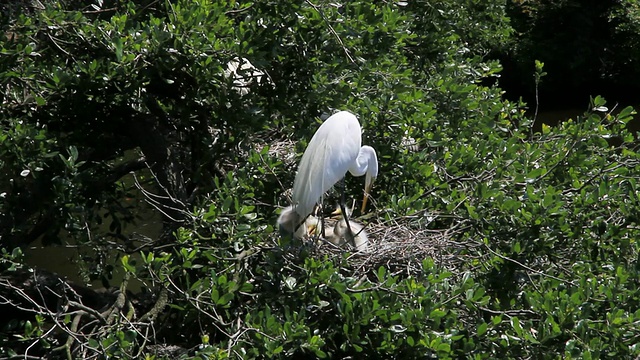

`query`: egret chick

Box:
[277,205,319,240]
[309,207,369,252]
[332,207,369,253]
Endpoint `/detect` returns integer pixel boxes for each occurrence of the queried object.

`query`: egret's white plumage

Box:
[292,111,378,220]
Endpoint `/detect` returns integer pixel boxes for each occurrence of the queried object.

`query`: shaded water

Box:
[533,104,640,136]
[24,173,163,291]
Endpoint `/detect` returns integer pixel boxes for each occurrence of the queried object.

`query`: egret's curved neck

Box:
[349,146,378,178]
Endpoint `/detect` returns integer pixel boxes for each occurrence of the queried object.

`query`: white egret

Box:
[292,111,378,221]
[277,205,320,240]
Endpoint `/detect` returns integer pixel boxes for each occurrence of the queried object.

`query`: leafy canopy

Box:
[1,1,640,359]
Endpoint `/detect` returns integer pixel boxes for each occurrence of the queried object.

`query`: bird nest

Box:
[263,134,477,279]
[311,214,481,279]
[265,138,298,166]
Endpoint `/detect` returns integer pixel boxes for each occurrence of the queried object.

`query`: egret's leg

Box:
[339,178,354,236]
[294,214,310,237]
[320,206,326,238]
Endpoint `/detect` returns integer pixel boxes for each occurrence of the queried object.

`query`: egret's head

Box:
[305,215,320,236]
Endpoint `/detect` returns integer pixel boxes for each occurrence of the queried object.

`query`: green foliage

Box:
[130,93,640,359]
[2,0,640,359]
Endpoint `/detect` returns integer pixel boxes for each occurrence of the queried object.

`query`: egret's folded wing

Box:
[292,111,361,218]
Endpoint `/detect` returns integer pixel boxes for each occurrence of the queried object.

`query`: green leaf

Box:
[477,322,488,336]
[510,317,523,337]
[222,196,233,213]
[407,335,415,346]
[526,168,544,183]
[113,37,123,61]
[377,266,386,281]
[69,146,78,162]
[430,309,447,319]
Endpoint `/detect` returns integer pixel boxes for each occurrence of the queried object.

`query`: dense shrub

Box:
[1,1,639,359]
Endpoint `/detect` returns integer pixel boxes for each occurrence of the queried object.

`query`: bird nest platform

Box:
[311,214,480,279]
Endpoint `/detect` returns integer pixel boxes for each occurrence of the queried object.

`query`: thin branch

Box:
[480,242,577,287]
[305,0,357,65]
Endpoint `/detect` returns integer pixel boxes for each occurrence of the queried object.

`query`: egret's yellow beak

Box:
[361,180,373,213]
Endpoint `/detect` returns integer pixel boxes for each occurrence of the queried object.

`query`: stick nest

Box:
[312,214,481,279]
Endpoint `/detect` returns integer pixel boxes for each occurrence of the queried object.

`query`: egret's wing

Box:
[292,111,361,218]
